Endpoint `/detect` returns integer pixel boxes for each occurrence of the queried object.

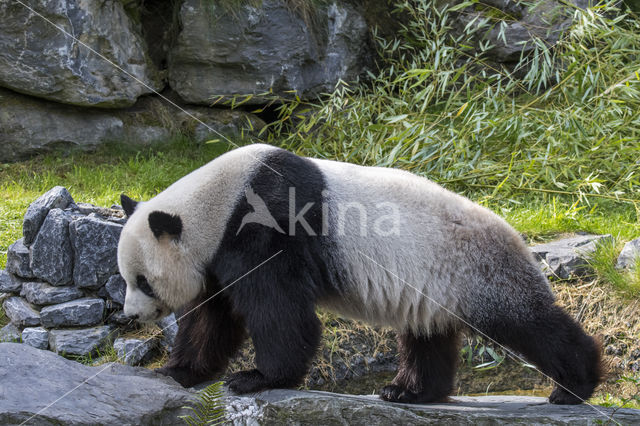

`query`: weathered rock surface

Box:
[104,274,126,306]
[3,296,40,327]
[70,215,123,289]
[22,186,74,245]
[0,343,193,425]
[225,389,640,425]
[30,209,74,285]
[530,234,611,279]
[157,313,179,349]
[40,298,105,328]
[0,0,160,107]
[617,237,640,269]
[114,337,159,366]
[48,325,115,356]
[21,281,84,306]
[5,238,33,278]
[0,87,125,162]
[168,0,372,105]
[0,270,22,293]
[21,327,49,350]
[0,323,21,343]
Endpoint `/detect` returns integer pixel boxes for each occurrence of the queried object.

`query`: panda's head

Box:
[117,194,205,322]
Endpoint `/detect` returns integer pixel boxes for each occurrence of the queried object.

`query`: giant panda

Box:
[117,143,602,405]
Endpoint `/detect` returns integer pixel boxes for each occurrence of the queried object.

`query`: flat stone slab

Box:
[48,325,115,357]
[21,281,84,306]
[40,297,104,328]
[0,343,193,425]
[530,234,611,279]
[225,389,640,425]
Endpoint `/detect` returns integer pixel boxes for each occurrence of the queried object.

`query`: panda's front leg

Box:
[157,292,246,388]
[226,299,321,394]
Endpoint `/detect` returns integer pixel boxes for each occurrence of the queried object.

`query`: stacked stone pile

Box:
[0,186,176,364]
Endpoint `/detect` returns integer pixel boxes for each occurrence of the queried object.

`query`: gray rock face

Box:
[21,327,49,350]
[0,270,22,293]
[0,87,126,162]
[0,0,160,108]
[617,238,640,269]
[40,297,105,328]
[224,389,640,424]
[451,0,588,64]
[3,296,40,327]
[29,209,74,285]
[21,281,84,306]
[5,238,33,278]
[0,324,21,343]
[168,0,371,105]
[114,337,159,366]
[530,234,611,279]
[0,343,193,424]
[104,274,126,306]
[70,215,123,289]
[22,186,73,245]
[48,325,116,356]
[157,313,179,349]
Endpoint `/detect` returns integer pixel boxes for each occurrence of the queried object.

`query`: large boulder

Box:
[0,343,193,425]
[168,0,372,105]
[30,209,74,286]
[0,88,124,162]
[0,0,160,108]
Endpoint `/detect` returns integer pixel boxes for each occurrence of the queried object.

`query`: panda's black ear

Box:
[148,211,182,240]
[121,194,139,217]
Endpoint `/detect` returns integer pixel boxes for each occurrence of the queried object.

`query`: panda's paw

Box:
[549,387,583,405]
[226,369,268,394]
[380,384,418,403]
[155,366,208,388]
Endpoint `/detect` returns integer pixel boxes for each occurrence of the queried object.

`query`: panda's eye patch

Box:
[136,275,155,298]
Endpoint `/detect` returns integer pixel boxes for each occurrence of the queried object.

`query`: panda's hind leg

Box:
[381,328,460,404]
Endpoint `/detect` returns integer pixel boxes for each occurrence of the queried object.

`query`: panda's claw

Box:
[226,369,268,394]
[380,384,418,403]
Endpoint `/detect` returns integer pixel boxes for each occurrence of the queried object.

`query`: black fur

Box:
[148,211,183,240]
[381,329,460,403]
[121,194,138,217]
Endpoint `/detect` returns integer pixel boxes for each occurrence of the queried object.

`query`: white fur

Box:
[118,144,277,321]
[312,158,534,334]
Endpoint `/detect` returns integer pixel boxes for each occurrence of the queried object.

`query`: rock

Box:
[29,209,74,285]
[617,238,640,269]
[168,0,372,105]
[224,389,640,424]
[104,274,126,306]
[48,325,116,356]
[69,215,123,289]
[5,238,33,278]
[107,310,137,328]
[0,343,193,424]
[21,327,49,350]
[20,281,84,306]
[114,337,159,366]
[0,87,125,162]
[157,313,179,348]
[450,0,589,64]
[40,297,105,328]
[530,234,611,279]
[0,324,21,343]
[0,293,9,304]
[0,0,160,108]
[3,297,40,327]
[22,186,74,245]
[0,270,22,293]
